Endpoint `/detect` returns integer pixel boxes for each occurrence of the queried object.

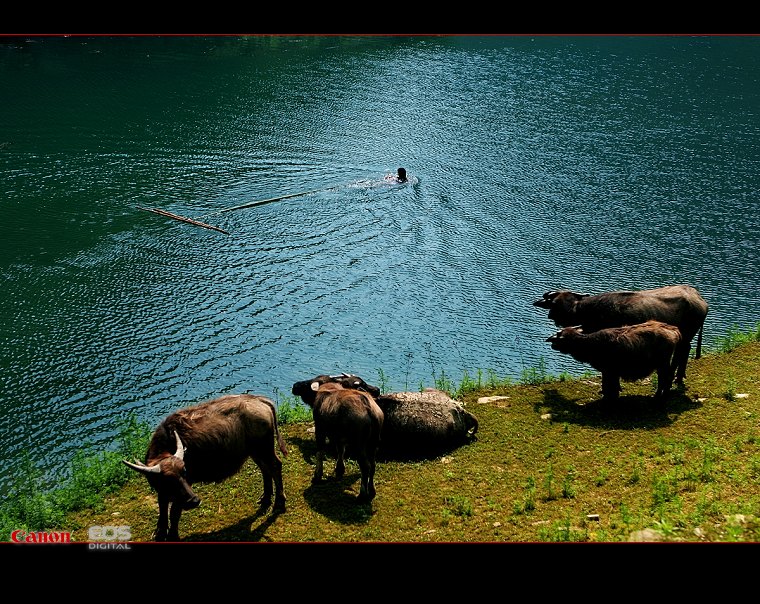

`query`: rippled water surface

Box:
[2,36,760,488]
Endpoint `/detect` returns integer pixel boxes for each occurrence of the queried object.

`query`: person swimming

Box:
[384,167,407,183]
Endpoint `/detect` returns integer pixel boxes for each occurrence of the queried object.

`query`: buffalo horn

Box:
[173,431,186,461]
[122,459,162,474]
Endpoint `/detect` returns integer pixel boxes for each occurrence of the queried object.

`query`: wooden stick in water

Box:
[137,207,230,235]
[203,187,331,217]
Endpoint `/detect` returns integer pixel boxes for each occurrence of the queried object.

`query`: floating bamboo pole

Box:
[137,207,230,235]
[140,185,338,235]
[198,187,332,218]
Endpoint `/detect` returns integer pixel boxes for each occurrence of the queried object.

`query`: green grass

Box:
[272,390,313,424]
[713,322,760,353]
[4,330,760,543]
[0,414,151,539]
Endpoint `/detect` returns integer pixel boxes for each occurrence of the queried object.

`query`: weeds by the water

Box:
[520,357,550,385]
[273,392,312,424]
[723,373,738,402]
[713,323,760,353]
[376,368,390,395]
[0,414,151,539]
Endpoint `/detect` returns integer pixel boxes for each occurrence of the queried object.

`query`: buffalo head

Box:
[533,290,590,326]
[292,373,381,407]
[546,325,584,352]
[123,431,201,511]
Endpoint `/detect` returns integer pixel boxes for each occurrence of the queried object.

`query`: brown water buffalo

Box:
[546,320,682,401]
[534,285,708,385]
[292,376,384,502]
[292,374,478,459]
[123,394,287,541]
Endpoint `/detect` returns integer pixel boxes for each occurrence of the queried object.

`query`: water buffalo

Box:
[533,285,708,385]
[292,375,384,502]
[292,374,478,459]
[123,394,287,541]
[546,320,682,401]
[374,389,479,458]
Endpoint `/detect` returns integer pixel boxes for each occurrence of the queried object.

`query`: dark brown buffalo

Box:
[293,374,478,459]
[123,394,287,541]
[374,389,478,458]
[292,375,384,502]
[534,285,708,385]
[546,320,682,401]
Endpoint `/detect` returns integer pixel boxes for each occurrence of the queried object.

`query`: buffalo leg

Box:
[167,502,183,542]
[154,495,170,542]
[270,453,286,512]
[656,363,675,399]
[356,452,372,501]
[252,447,286,512]
[367,454,377,500]
[335,443,346,479]
[313,430,325,484]
[252,453,273,507]
[673,341,689,386]
[601,372,621,401]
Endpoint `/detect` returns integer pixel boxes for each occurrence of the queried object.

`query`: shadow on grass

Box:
[539,386,702,430]
[289,436,376,525]
[183,502,285,542]
[302,477,375,525]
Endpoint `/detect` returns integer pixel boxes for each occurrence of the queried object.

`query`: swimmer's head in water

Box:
[397,167,407,182]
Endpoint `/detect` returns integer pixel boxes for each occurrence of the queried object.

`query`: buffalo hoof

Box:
[356,490,375,503]
[273,496,286,513]
[655,391,672,403]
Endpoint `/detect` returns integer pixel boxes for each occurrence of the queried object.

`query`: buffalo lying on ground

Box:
[123,394,287,541]
[292,375,384,502]
[374,389,479,458]
[292,374,478,459]
[533,284,708,385]
[546,320,682,401]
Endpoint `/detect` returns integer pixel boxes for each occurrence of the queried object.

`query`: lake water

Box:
[2,35,759,490]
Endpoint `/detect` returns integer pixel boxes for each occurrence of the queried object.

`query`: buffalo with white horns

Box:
[123,394,287,541]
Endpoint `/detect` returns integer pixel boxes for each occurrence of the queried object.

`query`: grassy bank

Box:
[5,329,760,543]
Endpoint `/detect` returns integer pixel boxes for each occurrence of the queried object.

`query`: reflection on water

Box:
[1,35,760,488]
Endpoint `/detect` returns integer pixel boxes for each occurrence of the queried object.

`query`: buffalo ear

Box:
[310,381,320,392]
